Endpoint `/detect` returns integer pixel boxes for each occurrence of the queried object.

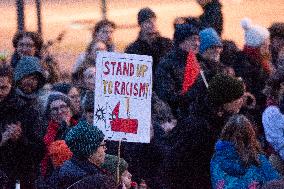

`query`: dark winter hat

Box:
[269,22,284,39]
[174,23,199,46]
[101,154,128,178]
[208,74,244,107]
[45,92,72,117]
[138,7,156,25]
[65,121,105,159]
[199,28,222,54]
[52,83,72,95]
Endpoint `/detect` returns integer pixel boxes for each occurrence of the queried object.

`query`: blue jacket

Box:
[58,157,108,188]
[211,140,280,189]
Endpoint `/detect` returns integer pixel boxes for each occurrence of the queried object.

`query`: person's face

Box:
[140,17,158,37]
[68,87,81,114]
[88,141,107,166]
[50,99,72,123]
[96,25,115,44]
[202,46,223,62]
[223,97,244,114]
[0,77,11,102]
[180,35,200,54]
[90,41,107,60]
[19,75,39,94]
[17,36,36,57]
[121,170,132,189]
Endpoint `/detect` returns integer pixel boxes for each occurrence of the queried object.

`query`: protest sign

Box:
[94,51,152,143]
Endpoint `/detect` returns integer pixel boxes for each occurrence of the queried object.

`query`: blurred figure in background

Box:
[125,7,173,86]
[196,0,223,36]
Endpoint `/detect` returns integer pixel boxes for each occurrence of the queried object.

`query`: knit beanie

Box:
[45,92,72,117]
[65,121,105,159]
[52,83,72,95]
[48,140,73,168]
[174,23,200,46]
[241,18,270,47]
[208,74,244,107]
[199,28,222,54]
[101,154,128,178]
[269,22,284,39]
[138,7,156,25]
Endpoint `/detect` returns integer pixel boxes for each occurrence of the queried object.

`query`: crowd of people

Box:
[1,0,284,188]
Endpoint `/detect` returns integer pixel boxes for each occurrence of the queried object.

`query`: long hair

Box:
[220,114,262,167]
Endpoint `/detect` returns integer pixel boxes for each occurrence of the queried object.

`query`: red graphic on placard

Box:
[110,102,138,134]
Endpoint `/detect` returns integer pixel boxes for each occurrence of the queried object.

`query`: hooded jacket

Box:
[211,140,280,189]
[14,56,46,103]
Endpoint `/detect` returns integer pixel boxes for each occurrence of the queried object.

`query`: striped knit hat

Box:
[65,121,105,159]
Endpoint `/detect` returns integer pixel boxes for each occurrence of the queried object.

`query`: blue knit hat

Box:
[65,121,105,159]
[199,28,222,54]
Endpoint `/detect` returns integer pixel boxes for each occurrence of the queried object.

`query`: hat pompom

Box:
[241,18,252,30]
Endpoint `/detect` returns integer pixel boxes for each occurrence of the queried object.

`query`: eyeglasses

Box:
[50,104,68,112]
[99,142,107,149]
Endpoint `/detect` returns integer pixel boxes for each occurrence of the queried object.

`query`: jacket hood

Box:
[14,56,46,90]
[214,140,247,176]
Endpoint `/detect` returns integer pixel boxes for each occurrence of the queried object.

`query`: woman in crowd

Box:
[211,114,280,189]
[52,83,81,120]
[40,92,78,178]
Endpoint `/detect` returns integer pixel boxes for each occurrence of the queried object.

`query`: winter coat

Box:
[125,33,173,85]
[211,140,280,189]
[161,99,228,189]
[0,90,45,179]
[36,168,60,189]
[155,48,191,117]
[58,157,110,188]
[155,49,224,118]
[199,0,223,36]
[262,106,284,160]
[232,51,268,105]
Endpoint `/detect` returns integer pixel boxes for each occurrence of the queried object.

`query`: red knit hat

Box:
[48,140,73,167]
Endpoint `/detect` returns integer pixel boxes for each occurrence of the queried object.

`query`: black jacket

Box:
[199,0,223,36]
[155,48,189,117]
[162,99,228,189]
[0,90,44,179]
[125,33,173,84]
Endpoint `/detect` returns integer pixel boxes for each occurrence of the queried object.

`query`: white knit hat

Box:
[241,18,270,47]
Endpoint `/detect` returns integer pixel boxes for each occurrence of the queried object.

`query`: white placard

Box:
[94,51,152,143]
